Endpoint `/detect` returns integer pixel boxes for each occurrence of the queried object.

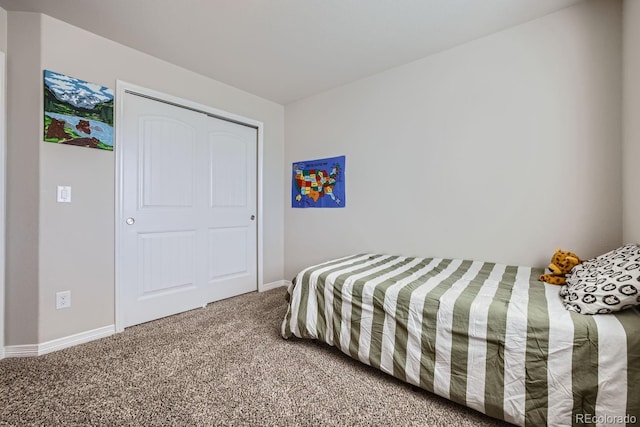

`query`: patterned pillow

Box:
[559,244,640,314]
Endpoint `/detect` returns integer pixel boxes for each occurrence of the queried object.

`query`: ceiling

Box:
[0,0,583,104]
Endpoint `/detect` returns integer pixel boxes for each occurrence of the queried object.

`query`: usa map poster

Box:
[292,155,345,208]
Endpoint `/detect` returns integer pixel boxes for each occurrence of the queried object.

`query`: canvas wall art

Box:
[43,70,114,151]
[292,155,346,208]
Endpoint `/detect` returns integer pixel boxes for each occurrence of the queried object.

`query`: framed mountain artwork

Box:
[43,70,114,151]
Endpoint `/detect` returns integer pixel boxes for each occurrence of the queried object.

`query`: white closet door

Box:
[120,93,257,328]
[204,115,257,302]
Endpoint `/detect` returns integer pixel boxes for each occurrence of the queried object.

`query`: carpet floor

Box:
[0,288,511,426]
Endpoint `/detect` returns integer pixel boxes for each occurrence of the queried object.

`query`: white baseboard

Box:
[3,325,115,358]
[260,280,291,292]
[4,344,39,358]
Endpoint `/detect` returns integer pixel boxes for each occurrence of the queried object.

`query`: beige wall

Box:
[0,6,6,354]
[623,0,640,244]
[5,12,41,344]
[284,0,623,279]
[0,7,6,52]
[5,13,285,345]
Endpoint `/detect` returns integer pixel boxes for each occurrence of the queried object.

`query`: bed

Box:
[281,254,640,426]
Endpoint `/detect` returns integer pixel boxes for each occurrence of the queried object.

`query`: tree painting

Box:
[43,70,114,151]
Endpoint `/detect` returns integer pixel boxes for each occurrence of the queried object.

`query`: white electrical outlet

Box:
[56,290,71,309]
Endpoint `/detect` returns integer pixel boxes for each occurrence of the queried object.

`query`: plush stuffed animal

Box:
[539,248,583,285]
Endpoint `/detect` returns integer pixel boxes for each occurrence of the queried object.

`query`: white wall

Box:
[284,0,622,279]
[623,0,640,244]
[5,12,285,345]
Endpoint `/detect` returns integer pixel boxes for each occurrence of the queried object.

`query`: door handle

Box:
[250,215,256,221]
[126,217,135,225]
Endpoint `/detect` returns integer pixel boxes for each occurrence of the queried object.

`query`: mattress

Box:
[281,254,640,426]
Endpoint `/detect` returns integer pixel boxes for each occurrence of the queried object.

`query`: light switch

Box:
[57,186,72,203]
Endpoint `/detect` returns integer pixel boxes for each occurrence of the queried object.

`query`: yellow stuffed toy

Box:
[539,248,583,285]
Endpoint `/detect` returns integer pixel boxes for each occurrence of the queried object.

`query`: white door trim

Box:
[0,51,6,359]
[114,81,264,333]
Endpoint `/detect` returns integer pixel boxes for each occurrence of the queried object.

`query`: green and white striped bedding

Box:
[281,254,640,426]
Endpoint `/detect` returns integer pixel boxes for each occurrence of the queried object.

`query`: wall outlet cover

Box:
[56,290,71,309]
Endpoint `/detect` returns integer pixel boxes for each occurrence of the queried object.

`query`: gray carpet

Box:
[0,288,511,426]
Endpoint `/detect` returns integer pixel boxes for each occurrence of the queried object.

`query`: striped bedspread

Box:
[281,254,640,426]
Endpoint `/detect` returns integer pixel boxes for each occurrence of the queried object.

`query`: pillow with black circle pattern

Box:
[559,244,640,314]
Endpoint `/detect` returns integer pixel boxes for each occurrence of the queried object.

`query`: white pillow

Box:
[559,244,640,314]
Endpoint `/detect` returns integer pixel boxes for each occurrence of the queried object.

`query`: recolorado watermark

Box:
[575,413,637,425]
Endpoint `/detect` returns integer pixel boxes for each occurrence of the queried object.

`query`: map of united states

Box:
[292,156,345,208]
[294,165,341,204]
